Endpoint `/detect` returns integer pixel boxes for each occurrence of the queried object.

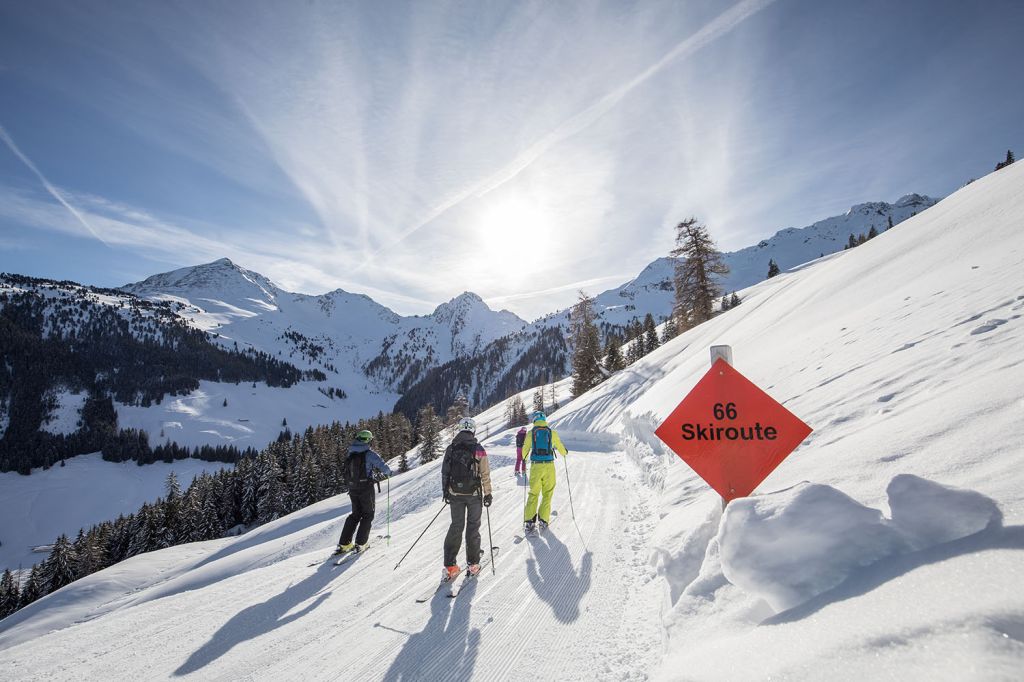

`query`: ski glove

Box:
[483,494,492,507]
[443,493,451,504]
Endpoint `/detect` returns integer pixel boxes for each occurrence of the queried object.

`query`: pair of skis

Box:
[513,509,559,544]
[307,546,369,567]
[415,547,499,602]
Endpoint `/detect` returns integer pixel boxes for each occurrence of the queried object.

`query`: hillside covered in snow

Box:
[0,163,1019,679]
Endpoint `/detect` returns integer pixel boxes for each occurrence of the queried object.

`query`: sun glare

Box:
[478,195,550,261]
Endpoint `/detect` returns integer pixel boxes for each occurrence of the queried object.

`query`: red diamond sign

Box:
[655,359,812,502]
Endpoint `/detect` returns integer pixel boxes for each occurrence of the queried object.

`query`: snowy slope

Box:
[0,166,1020,679]
[0,455,224,574]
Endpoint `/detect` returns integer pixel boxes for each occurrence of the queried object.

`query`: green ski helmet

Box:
[355,429,373,443]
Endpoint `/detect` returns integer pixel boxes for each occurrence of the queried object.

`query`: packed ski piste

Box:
[2,165,1023,679]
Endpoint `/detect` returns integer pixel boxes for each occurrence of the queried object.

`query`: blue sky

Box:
[1,0,1021,320]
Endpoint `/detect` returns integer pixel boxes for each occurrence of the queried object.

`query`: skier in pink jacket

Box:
[515,426,528,476]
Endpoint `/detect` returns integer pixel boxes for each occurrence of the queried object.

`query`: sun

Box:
[477,195,551,263]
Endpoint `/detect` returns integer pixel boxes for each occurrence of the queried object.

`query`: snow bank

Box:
[887,473,1002,549]
[718,476,1003,612]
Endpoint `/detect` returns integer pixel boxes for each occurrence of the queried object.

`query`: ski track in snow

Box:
[0,450,662,681]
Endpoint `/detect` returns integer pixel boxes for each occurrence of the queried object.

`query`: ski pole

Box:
[393,501,446,571]
[484,493,496,576]
[562,453,577,522]
[386,477,391,548]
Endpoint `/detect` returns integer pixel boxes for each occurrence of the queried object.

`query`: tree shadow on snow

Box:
[382,579,481,681]
[173,558,342,676]
[526,532,593,623]
[763,524,1024,626]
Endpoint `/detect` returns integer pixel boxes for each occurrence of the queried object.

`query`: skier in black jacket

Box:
[440,418,493,580]
[336,430,392,554]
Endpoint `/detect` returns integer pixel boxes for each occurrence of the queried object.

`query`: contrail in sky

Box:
[0,122,110,246]
[361,0,778,266]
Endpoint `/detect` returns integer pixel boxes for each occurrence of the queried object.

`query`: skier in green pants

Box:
[521,411,568,532]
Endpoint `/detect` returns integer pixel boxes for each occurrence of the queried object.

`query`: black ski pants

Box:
[444,495,483,567]
[339,485,376,546]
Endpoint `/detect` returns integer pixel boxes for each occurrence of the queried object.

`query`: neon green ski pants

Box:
[524,460,556,523]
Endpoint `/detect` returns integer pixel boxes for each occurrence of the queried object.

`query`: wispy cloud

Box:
[359,0,779,263]
[0,123,110,246]
[4,0,1016,320]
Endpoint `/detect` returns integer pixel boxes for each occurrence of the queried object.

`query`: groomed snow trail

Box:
[0,448,663,681]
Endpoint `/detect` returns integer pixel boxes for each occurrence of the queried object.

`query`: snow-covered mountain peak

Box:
[846,194,939,218]
[122,258,281,304]
[431,291,487,321]
[431,291,524,331]
[894,193,934,208]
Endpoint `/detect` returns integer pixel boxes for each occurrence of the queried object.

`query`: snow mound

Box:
[887,474,1002,549]
[719,483,910,612]
[718,476,1002,612]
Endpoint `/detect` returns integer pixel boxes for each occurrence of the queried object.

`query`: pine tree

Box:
[159,472,182,548]
[887,215,894,230]
[767,258,781,278]
[0,569,20,618]
[660,315,678,343]
[548,382,559,411]
[604,336,625,372]
[867,226,879,240]
[255,450,285,524]
[506,394,528,428]
[721,294,731,312]
[625,335,642,365]
[671,218,729,327]
[44,534,78,593]
[19,565,45,608]
[730,292,741,308]
[570,291,604,397]
[416,404,441,463]
[222,398,228,407]
[532,387,545,414]
[642,314,659,354]
[847,234,857,249]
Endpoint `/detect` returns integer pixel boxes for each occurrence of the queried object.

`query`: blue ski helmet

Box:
[532,411,546,423]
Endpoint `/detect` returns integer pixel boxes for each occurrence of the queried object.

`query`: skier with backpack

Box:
[515,425,528,476]
[441,417,493,580]
[521,411,568,533]
[335,430,393,555]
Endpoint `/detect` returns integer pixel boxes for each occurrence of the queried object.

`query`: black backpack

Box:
[347,451,369,488]
[447,440,481,495]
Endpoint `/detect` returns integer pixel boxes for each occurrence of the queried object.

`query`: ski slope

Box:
[0,444,663,680]
[1,162,1023,679]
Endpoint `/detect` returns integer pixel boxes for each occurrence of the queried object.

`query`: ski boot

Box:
[443,565,461,582]
[334,542,355,555]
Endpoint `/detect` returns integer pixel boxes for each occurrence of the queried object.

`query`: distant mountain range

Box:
[0,192,939,460]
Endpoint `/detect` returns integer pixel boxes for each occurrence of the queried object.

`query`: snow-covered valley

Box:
[0,158,1020,679]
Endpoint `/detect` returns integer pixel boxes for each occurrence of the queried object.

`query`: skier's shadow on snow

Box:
[382,579,481,681]
[526,532,593,623]
[763,524,1024,626]
[173,559,341,676]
